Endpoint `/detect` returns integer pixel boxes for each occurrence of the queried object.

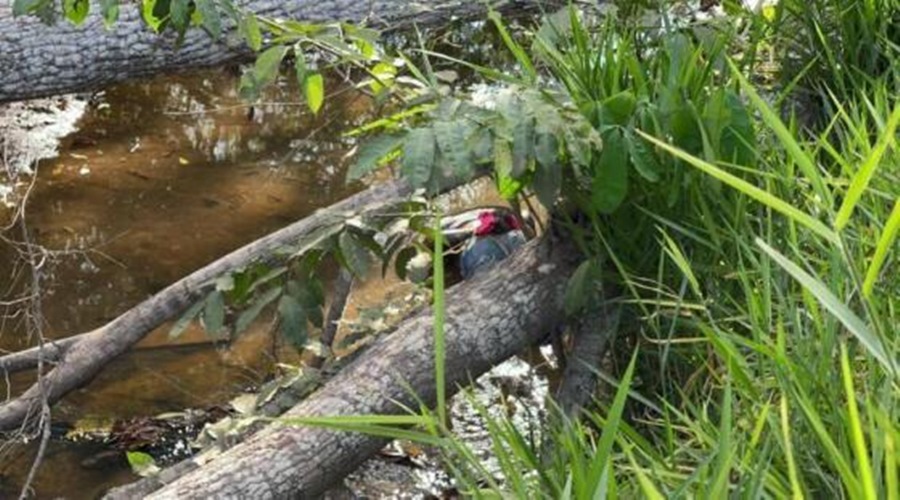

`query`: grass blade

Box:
[756,238,896,376]
[840,343,877,500]
[863,199,900,297]
[433,210,447,426]
[638,130,839,244]
[726,58,830,202]
[835,102,900,230]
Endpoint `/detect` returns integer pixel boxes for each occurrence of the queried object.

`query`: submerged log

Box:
[0,180,412,431]
[0,0,553,103]
[125,237,579,498]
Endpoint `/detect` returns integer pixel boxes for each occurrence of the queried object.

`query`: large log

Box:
[0,180,413,431]
[0,0,552,103]
[134,237,578,498]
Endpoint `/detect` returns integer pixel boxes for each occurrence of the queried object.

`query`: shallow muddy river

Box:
[0,67,374,497]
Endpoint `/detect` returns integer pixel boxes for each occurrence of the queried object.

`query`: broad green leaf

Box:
[278,294,308,348]
[235,287,282,335]
[13,0,45,16]
[496,172,523,200]
[533,136,561,210]
[169,298,205,339]
[254,45,288,88]
[99,0,119,27]
[169,0,191,32]
[668,105,703,154]
[863,199,900,297]
[304,73,325,115]
[203,290,226,336]
[720,90,757,167]
[434,120,474,180]
[194,0,221,38]
[242,13,262,51]
[757,238,896,376]
[591,129,629,214]
[401,128,436,188]
[141,0,163,32]
[835,102,900,230]
[564,259,596,316]
[284,280,323,328]
[600,91,637,127]
[339,230,371,278]
[126,451,159,477]
[493,136,513,181]
[348,133,405,181]
[638,130,840,245]
[626,129,660,182]
[511,114,534,177]
[63,0,89,25]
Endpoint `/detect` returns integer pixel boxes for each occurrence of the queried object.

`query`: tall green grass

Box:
[278,3,898,498]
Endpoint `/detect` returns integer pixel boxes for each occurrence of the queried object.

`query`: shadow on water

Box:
[0,67,373,496]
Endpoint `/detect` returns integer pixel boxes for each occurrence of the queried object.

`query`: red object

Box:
[474,211,498,236]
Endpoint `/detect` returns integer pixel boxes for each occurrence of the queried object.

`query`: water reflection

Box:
[0,67,370,496]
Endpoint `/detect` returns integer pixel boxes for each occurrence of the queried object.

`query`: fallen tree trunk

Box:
[0,0,553,103]
[125,237,579,498]
[0,179,412,431]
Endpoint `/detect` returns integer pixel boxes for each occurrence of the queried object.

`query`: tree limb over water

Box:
[0,0,555,103]
[0,180,413,431]
[113,236,579,498]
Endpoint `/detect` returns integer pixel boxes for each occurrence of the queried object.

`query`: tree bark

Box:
[119,237,579,498]
[0,0,553,103]
[0,179,412,431]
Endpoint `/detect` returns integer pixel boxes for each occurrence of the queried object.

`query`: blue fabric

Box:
[460,230,527,279]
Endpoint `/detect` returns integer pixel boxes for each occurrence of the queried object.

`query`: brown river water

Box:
[0,68,382,497]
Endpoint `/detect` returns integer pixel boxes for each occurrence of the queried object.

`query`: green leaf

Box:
[242,13,262,52]
[756,238,897,377]
[13,0,45,16]
[169,0,191,32]
[235,287,282,335]
[339,231,371,278]
[533,133,561,208]
[564,259,597,316]
[434,120,474,180]
[493,136,513,179]
[401,128,436,188]
[194,0,221,38]
[169,298,205,339]
[394,246,418,281]
[126,451,158,477]
[600,91,637,127]
[254,45,288,88]
[591,129,629,214]
[719,90,756,167]
[728,58,828,200]
[203,290,226,336]
[141,0,164,32]
[488,10,536,82]
[99,0,119,27]
[63,0,89,24]
[511,115,534,178]
[863,199,900,297]
[348,133,405,181]
[626,129,660,182]
[638,130,840,245]
[278,295,308,348]
[304,73,325,115]
[835,101,900,231]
